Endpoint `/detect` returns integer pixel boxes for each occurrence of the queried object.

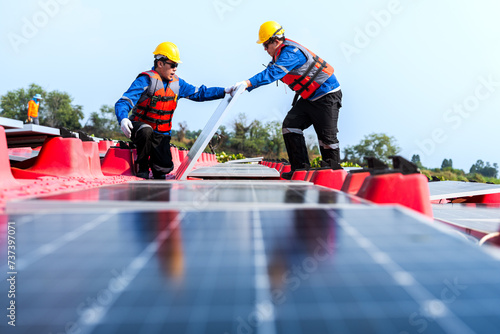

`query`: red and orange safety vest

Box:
[273,39,334,99]
[130,70,179,132]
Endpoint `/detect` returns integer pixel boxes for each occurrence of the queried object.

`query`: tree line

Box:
[412,154,499,183]
[171,113,288,160]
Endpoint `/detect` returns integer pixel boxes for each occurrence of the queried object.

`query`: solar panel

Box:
[5,124,60,148]
[2,181,500,334]
[211,164,267,168]
[0,117,24,129]
[429,181,500,201]
[433,203,500,234]
[188,166,280,179]
[225,157,263,164]
[6,181,365,212]
[8,150,39,162]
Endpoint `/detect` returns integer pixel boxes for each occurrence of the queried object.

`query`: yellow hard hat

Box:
[257,21,285,44]
[153,42,182,63]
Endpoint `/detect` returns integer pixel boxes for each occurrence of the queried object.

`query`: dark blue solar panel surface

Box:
[432,203,500,234]
[1,182,500,334]
[5,181,366,212]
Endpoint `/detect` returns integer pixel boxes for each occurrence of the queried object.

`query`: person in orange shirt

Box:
[27,94,43,124]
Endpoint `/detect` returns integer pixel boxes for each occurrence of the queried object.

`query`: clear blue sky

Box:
[1,0,500,171]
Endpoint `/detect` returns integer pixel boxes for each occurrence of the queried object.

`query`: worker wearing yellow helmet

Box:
[229,21,343,179]
[116,42,233,179]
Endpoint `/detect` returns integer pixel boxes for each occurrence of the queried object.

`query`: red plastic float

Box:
[11,137,99,179]
[171,147,180,166]
[178,150,188,163]
[311,168,347,190]
[82,141,105,178]
[291,169,308,181]
[279,163,290,173]
[341,171,370,194]
[0,127,20,188]
[101,147,136,176]
[279,164,291,180]
[452,193,500,204]
[356,156,433,218]
[98,140,113,153]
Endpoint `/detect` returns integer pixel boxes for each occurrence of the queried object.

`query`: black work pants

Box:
[131,122,173,175]
[282,90,342,168]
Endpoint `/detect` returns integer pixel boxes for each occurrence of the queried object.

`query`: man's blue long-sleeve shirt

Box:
[115,70,225,134]
[247,44,340,101]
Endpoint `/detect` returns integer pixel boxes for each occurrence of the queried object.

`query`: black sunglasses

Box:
[263,38,274,49]
[162,60,178,68]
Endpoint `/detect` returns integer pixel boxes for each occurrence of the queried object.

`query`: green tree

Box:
[230,113,256,153]
[185,129,202,141]
[470,160,483,174]
[343,133,401,166]
[246,120,269,157]
[411,154,424,168]
[470,160,498,178]
[211,115,285,159]
[305,134,320,160]
[441,158,453,169]
[0,83,45,121]
[227,114,286,158]
[43,90,84,129]
[264,120,285,159]
[82,105,121,139]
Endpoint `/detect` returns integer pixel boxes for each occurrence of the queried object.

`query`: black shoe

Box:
[152,172,166,180]
[136,171,150,179]
[281,165,309,180]
[320,159,343,170]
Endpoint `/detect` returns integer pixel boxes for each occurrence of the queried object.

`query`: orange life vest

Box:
[130,70,179,132]
[273,39,334,99]
[28,99,39,118]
